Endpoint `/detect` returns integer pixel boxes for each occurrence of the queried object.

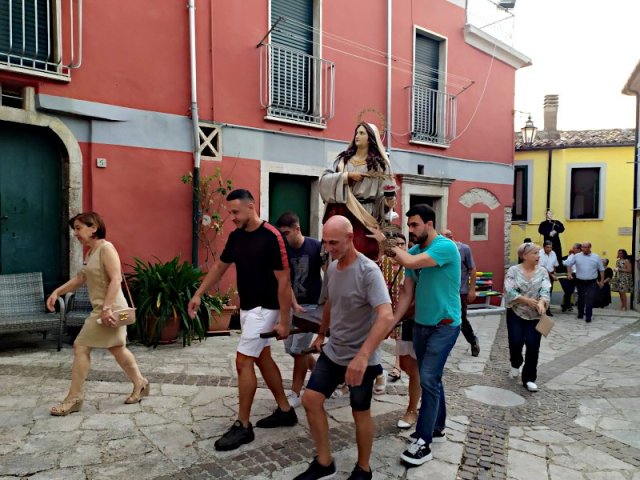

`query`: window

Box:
[512,165,528,221]
[570,167,601,219]
[260,0,334,126]
[411,31,456,146]
[0,0,63,75]
[198,122,221,161]
[470,213,489,241]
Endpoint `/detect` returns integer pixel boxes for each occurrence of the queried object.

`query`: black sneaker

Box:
[293,457,336,480]
[401,438,432,465]
[214,420,254,451]
[347,463,372,480]
[585,317,592,323]
[470,341,480,357]
[577,314,584,319]
[256,406,298,428]
[432,430,447,443]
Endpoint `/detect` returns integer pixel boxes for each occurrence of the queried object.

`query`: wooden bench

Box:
[0,272,65,350]
[64,284,93,329]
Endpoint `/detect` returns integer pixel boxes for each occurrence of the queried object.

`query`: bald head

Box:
[322,215,355,262]
[443,229,453,240]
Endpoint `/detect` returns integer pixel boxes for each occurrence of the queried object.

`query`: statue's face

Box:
[546,210,553,221]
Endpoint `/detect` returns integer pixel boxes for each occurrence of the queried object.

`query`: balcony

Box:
[259,43,335,128]
[0,0,82,81]
[407,84,457,147]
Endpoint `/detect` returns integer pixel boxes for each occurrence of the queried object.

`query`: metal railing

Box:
[0,0,83,79]
[465,0,515,47]
[259,43,335,126]
[408,84,456,146]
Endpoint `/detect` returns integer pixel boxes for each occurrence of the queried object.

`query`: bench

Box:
[0,272,65,350]
[64,284,92,329]
[468,271,504,314]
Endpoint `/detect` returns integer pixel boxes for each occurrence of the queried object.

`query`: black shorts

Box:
[306,352,382,411]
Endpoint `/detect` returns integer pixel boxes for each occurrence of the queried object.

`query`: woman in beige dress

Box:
[46,212,149,416]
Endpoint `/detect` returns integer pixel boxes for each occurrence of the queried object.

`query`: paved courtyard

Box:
[0,305,639,480]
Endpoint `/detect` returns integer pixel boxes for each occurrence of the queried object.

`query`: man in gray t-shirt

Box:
[294,215,394,480]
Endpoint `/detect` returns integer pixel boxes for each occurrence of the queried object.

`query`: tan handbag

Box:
[535,313,554,337]
[97,272,136,327]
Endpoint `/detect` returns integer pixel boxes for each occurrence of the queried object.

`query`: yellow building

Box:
[511,126,635,265]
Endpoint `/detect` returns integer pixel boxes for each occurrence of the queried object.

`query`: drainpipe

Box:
[386,0,392,154]
[188,0,201,266]
[545,149,552,211]
[631,94,640,309]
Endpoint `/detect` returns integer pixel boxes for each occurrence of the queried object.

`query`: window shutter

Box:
[0,0,53,64]
[413,34,441,141]
[415,34,439,90]
[271,0,313,55]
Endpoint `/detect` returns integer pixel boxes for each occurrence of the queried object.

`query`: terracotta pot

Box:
[208,305,236,332]
[147,314,179,344]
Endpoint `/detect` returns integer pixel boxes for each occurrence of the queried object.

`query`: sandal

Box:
[373,373,386,395]
[50,398,83,416]
[125,380,150,404]
[387,367,402,383]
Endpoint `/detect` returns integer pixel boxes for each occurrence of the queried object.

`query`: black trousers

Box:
[460,294,477,345]
[506,309,542,385]
[559,277,576,308]
[576,279,598,320]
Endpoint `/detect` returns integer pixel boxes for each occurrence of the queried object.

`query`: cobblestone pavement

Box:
[0,305,638,479]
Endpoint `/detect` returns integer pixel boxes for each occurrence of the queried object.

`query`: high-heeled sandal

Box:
[50,398,83,416]
[124,381,150,404]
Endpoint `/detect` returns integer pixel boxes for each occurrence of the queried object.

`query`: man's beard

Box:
[409,231,428,245]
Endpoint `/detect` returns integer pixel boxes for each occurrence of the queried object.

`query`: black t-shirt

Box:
[288,237,323,305]
[220,221,288,310]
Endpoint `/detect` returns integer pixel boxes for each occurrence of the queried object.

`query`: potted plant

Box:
[127,256,221,347]
[208,285,238,333]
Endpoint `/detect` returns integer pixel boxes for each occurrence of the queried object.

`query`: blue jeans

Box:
[506,309,541,385]
[412,323,460,444]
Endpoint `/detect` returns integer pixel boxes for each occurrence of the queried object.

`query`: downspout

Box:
[545,149,552,211]
[631,94,640,309]
[188,0,201,266]
[386,0,392,154]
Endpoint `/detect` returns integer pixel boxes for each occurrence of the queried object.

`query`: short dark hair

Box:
[275,212,300,228]
[69,212,106,239]
[226,189,254,202]
[406,204,436,225]
[393,232,406,242]
[543,240,553,247]
[524,237,532,243]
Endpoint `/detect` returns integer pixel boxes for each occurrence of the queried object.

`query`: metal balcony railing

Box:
[259,43,335,127]
[408,84,457,146]
[0,0,83,80]
[465,0,515,47]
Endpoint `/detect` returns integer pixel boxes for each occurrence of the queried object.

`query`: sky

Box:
[511,0,640,131]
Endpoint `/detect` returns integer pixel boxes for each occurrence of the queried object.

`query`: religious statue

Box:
[319,122,397,259]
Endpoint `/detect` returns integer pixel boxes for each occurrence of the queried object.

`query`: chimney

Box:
[543,94,560,139]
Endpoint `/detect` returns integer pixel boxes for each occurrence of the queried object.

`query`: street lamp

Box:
[521,115,538,146]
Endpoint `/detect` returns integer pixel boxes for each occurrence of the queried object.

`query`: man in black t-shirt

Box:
[188,189,297,451]
[275,212,324,409]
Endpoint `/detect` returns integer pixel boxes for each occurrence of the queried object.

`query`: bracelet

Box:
[102,306,112,312]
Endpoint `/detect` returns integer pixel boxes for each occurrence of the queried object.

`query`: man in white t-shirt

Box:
[538,241,559,316]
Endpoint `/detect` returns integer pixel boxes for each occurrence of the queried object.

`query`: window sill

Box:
[410,138,450,149]
[264,115,327,130]
[565,218,603,222]
[0,64,70,82]
[511,220,530,225]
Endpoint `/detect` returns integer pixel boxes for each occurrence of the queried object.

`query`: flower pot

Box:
[208,305,236,332]
[147,314,179,345]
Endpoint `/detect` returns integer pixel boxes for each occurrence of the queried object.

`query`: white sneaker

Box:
[286,391,302,408]
[509,367,520,379]
[525,381,538,392]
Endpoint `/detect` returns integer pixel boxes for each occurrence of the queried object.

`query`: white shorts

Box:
[396,339,416,359]
[237,307,280,358]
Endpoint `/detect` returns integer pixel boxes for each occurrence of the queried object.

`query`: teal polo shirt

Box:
[405,235,461,327]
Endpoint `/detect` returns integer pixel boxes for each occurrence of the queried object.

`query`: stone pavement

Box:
[0,306,639,480]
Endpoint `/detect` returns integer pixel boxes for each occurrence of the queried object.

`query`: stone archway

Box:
[459,187,500,210]
[0,102,83,275]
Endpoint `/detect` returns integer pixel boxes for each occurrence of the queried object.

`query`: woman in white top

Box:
[504,242,551,392]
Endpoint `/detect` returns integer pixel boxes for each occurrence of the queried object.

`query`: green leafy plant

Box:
[127,256,223,347]
[181,167,234,267]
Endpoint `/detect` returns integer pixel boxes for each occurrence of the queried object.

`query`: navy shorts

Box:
[306,352,382,411]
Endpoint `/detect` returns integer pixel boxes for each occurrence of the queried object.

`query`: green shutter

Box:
[0,0,53,65]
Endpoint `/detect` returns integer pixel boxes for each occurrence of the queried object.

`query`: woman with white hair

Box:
[504,242,551,392]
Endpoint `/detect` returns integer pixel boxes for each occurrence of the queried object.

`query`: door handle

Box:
[0,215,7,221]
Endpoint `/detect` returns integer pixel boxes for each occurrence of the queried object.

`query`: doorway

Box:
[269,173,313,236]
[0,121,67,293]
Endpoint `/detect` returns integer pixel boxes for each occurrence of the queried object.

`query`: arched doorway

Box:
[0,121,68,292]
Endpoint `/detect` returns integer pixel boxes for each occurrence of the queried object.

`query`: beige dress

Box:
[74,241,128,348]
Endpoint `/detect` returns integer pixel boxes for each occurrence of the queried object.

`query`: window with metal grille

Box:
[512,165,528,221]
[411,32,455,145]
[570,167,600,219]
[0,0,58,72]
[0,84,23,108]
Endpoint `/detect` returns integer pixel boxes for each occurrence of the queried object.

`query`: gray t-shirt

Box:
[323,253,391,366]
[456,241,475,294]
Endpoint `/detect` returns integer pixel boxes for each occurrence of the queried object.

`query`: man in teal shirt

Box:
[375,204,461,466]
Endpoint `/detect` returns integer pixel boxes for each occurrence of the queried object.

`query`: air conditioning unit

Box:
[498,0,516,8]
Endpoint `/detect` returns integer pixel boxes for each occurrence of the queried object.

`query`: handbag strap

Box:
[122,272,135,308]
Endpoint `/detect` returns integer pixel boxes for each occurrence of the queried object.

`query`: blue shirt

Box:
[405,235,461,327]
